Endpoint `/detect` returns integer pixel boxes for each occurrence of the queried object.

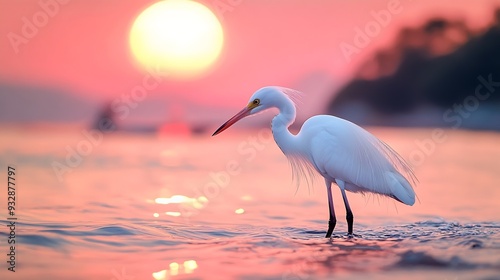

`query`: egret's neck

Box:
[271,97,297,154]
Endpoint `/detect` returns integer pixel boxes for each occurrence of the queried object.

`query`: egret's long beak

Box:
[212,106,252,136]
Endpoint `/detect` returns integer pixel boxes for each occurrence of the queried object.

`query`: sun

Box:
[129,0,223,78]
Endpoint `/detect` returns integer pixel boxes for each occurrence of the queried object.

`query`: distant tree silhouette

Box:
[329,9,500,128]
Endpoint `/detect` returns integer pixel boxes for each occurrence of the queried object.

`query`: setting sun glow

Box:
[129,0,223,78]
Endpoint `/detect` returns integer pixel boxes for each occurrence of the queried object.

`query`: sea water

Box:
[0,127,499,280]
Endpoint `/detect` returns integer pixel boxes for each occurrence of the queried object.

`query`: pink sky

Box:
[1,0,499,122]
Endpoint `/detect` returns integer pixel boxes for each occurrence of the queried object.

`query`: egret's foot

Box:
[346,233,362,239]
[327,234,343,240]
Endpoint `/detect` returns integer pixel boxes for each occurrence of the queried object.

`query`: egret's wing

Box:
[306,116,416,205]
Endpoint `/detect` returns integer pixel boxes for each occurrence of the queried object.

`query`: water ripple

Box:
[4,219,499,277]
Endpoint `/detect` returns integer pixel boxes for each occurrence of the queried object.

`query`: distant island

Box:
[328,9,500,130]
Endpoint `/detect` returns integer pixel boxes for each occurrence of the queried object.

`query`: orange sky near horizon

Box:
[1,0,499,119]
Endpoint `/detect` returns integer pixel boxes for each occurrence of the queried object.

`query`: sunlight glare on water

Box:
[0,127,499,280]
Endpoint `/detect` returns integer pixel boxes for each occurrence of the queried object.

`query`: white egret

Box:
[213,87,416,237]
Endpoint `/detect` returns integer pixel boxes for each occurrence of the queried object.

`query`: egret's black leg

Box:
[340,188,354,236]
[325,181,336,238]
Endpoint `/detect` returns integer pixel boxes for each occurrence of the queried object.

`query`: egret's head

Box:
[212,87,289,136]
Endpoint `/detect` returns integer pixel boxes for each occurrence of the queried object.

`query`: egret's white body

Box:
[213,86,416,237]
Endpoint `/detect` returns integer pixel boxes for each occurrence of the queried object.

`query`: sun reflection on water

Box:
[166,211,181,217]
[151,194,210,218]
[152,260,198,280]
[154,195,194,204]
[153,195,208,210]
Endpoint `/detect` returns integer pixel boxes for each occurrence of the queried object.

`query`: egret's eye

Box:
[252,99,260,106]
